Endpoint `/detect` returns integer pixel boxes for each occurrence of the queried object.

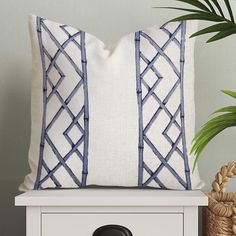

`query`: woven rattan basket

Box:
[204,162,236,236]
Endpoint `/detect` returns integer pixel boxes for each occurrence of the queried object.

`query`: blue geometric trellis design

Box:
[34,17,89,189]
[135,21,192,190]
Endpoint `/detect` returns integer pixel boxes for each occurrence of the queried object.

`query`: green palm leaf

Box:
[211,0,225,17]
[224,0,235,23]
[190,23,234,38]
[213,106,236,114]
[203,0,216,13]
[168,13,225,23]
[207,27,236,42]
[175,0,210,12]
[222,90,236,99]
[154,7,205,14]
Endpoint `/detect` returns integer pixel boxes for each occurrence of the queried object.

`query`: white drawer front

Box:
[42,213,183,236]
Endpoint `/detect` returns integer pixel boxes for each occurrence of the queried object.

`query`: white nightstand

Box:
[15,189,207,236]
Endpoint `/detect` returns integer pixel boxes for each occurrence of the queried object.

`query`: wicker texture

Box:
[205,162,236,236]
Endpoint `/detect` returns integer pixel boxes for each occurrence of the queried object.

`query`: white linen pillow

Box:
[20,15,204,191]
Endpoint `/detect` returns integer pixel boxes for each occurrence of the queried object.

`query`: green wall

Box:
[0,0,235,235]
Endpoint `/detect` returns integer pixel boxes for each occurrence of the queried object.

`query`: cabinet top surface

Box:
[15,189,208,206]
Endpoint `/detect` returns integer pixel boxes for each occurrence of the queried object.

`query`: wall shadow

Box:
[0,60,30,235]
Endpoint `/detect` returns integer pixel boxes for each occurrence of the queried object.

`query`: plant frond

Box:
[207,28,236,42]
[168,13,225,23]
[203,0,216,13]
[192,127,223,171]
[154,7,204,13]
[213,106,236,114]
[212,0,225,17]
[222,90,236,99]
[224,0,235,23]
[175,0,210,12]
[190,23,234,38]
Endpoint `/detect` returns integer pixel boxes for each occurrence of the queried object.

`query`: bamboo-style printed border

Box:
[34,17,89,189]
[134,21,192,189]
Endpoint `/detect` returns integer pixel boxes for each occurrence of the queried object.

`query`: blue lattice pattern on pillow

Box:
[34,17,89,189]
[135,21,192,189]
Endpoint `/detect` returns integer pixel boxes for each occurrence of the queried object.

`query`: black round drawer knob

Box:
[93,225,133,236]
